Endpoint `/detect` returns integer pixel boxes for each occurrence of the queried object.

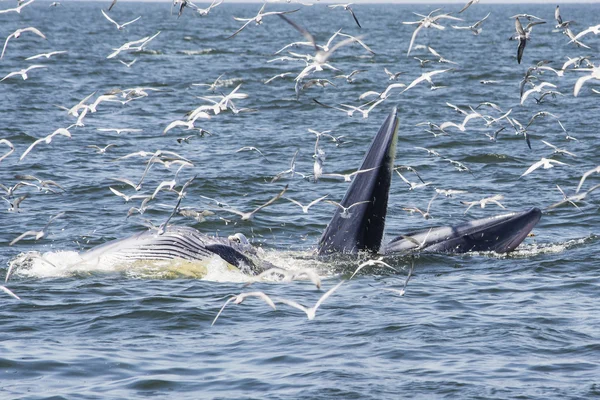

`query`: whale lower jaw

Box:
[382,208,542,255]
[81,226,266,275]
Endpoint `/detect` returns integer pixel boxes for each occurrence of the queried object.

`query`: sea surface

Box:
[1,1,600,399]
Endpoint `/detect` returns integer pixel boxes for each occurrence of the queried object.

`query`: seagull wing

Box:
[121,16,141,28]
[574,74,594,97]
[251,185,288,214]
[226,18,254,40]
[517,37,526,64]
[521,159,544,177]
[314,281,344,311]
[19,138,45,161]
[348,7,361,28]
[459,0,474,13]
[277,14,316,50]
[101,9,119,27]
[407,23,423,56]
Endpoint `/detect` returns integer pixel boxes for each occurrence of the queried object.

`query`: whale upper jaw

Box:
[382,207,542,255]
[318,107,400,255]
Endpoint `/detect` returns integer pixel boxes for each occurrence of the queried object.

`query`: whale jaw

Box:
[382,207,542,255]
[318,107,399,255]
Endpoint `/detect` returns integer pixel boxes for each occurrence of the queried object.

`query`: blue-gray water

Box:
[1,2,600,399]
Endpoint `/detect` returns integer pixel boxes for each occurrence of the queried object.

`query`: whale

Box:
[82,108,541,273]
[317,107,542,256]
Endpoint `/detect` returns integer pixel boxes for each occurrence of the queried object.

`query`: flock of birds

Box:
[1,0,599,325]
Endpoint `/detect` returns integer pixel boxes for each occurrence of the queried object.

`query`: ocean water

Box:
[1,1,600,399]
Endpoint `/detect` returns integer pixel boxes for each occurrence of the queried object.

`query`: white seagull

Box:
[211,291,277,326]
[0,0,35,15]
[520,158,568,177]
[275,281,344,320]
[101,10,141,30]
[1,27,46,59]
[19,127,72,162]
[25,50,67,60]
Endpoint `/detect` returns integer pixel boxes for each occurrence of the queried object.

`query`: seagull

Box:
[264,72,293,84]
[200,195,229,208]
[514,17,528,64]
[101,9,141,30]
[380,260,415,297]
[1,65,46,82]
[573,65,600,97]
[458,0,480,13]
[221,185,288,221]
[9,212,65,246]
[25,50,67,60]
[0,139,15,163]
[119,59,137,68]
[196,0,222,16]
[461,194,505,214]
[0,0,35,15]
[510,13,544,21]
[14,174,65,192]
[540,140,576,158]
[350,257,397,280]
[401,69,452,93]
[278,15,367,84]
[321,167,377,182]
[571,23,600,42]
[563,27,590,49]
[275,281,344,320]
[451,12,490,34]
[327,3,361,28]
[284,194,329,214]
[384,67,404,80]
[0,286,20,300]
[485,126,506,141]
[271,149,305,182]
[19,127,72,162]
[512,18,546,64]
[3,194,28,212]
[554,5,575,30]
[0,181,39,197]
[227,4,300,39]
[546,184,600,212]
[313,98,383,119]
[403,9,462,56]
[109,187,149,203]
[325,200,371,219]
[427,46,457,64]
[360,82,406,100]
[87,144,116,154]
[576,166,600,193]
[236,146,269,160]
[414,146,443,157]
[435,188,468,197]
[525,111,565,132]
[151,180,177,199]
[211,291,277,326]
[440,109,485,132]
[334,69,366,83]
[106,31,160,59]
[520,158,568,177]
[395,171,431,190]
[97,128,142,135]
[521,82,557,105]
[1,27,46,59]
[403,193,439,220]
